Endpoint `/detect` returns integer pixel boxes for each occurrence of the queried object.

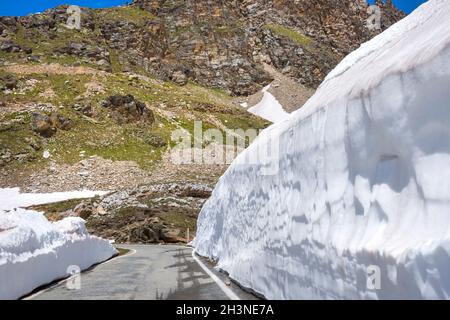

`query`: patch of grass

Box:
[115,247,131,256]
[0,64,268,177]
[0,73,94,106]
[108,49,122,73]
[115,206,145,218]
[29,198,91,214]
[265,24,312,47]
[100,6,156,25]
[215,113,269,131]
[156,210,197,234]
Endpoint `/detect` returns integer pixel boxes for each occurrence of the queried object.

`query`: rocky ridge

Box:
[0,0,406,242]
[1,0,404,95]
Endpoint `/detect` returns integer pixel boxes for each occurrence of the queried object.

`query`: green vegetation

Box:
[99,6,156,24]
[115,247,131,256]
[108,49,122,73]
[0,66,268,179]
[0,1,269,181]
[28,198,91,214]
[157,211,197,233]
[265,24,312,47]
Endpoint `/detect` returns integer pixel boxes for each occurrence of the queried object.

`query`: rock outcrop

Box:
[31,112,72,137]
[101,94,155,124]
[0,0,405,94]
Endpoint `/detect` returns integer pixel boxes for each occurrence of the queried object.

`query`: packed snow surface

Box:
[0,188,116,300]
[194,0,450,299]
[0,188,108,211]
[248,85,290,123]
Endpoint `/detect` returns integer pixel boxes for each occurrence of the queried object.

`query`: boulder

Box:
[171,70,188,86]
[31,113,54,137]
[31,112,72,137]
[74,202,94,220]
[101,94,155,124]
[0,74,18,90]
[49,112,73,131]
[0,39,21,52]
[130,226,160,243]
[161,228,184,243]
[144,133,167,148]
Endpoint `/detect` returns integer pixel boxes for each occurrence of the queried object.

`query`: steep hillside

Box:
[0,0,405,244]
[1,0,404,95]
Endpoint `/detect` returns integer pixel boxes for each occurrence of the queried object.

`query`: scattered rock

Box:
[73,103,96,118]
[144,133,167,148]
[31,112,72,137]
[22,45,32,54]
[0,39,21,52]
[94,205,108,216]
[31,113,54,137]
[130,225,160,243]
[0,74,18,90]
[49,112,73,131]
[171,70,188,86]
[161,228,183,243]
[38,88,56,99]
[0,148,13,166]
[14,153,34,163]
[73,201,94,220]
[24,137,41,151]
[101,94,155,124]
[148,217,161,225]
[27,55,41,63]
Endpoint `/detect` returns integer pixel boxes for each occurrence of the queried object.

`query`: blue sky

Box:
[368,0,428,13]
[0,0,428,17]
[0,0,130,16]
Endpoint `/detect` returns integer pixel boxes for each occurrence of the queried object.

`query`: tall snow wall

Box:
[194,0,450,299]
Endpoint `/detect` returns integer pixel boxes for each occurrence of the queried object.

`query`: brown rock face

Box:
[131,0,405,90]
[0,1,405,95]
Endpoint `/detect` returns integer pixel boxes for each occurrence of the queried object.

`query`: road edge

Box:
[191,250,240,301]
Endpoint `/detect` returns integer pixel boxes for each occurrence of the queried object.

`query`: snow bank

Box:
[0,189,116,300]
[248,85,290,123]
[0,188,108,211]
[194,0,450,300]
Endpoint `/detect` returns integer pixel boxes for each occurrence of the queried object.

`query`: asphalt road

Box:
[28,245,254,300]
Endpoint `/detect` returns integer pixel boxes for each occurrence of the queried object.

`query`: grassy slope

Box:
[0,5,269,178]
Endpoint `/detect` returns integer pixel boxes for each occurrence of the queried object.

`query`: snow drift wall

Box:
[0,189,117,300]
[194,0,450,300]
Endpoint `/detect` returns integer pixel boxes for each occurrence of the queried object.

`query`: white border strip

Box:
[191,250,240,300]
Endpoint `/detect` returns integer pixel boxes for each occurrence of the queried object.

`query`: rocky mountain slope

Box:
[0,0,405,244]
[0,0,404,94]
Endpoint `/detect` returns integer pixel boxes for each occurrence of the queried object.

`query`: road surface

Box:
[28,244,256,300]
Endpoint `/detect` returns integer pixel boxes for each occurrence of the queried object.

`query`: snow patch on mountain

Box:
[194,0,450,299]
[0,188,108,211]
[248,85,290,123]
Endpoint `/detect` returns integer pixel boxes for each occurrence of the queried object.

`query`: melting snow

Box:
[0,188,116,299]
[247,85,290,123]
